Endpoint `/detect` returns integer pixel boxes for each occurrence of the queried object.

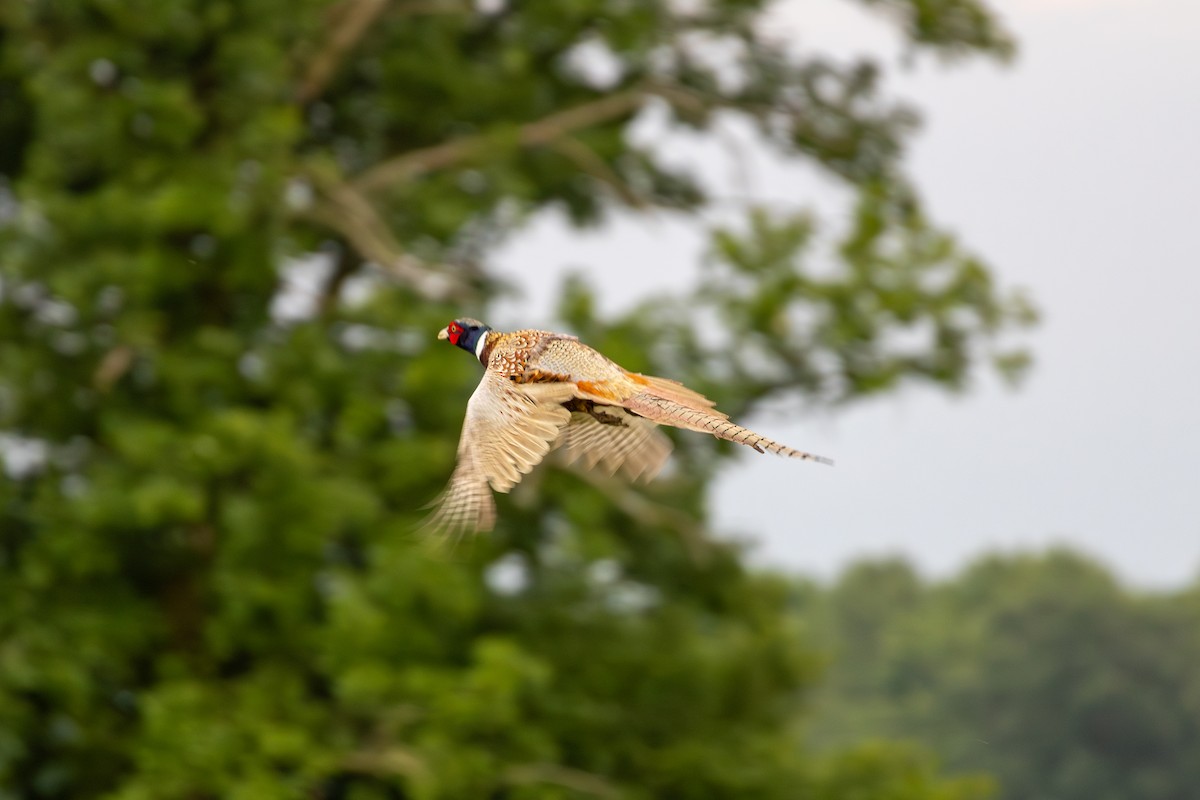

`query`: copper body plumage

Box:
[428,319,833,534]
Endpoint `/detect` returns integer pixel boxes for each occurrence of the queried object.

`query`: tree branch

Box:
[296,0,472,104]
[293,81,713,299]
[297,0,390,105]
[353,88,653,194]
[317,245,360,316]
[504,763,619,799]
[550,136,648,209]
[297,174,471,301]
[93,344,136,393]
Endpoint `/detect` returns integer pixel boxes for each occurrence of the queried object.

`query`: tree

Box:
[1,1,1027,797]
[805,551,1200,800]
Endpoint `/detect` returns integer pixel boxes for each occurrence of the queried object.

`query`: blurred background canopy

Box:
[1,0,1197,798]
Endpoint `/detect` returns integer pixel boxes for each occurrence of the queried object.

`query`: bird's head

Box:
[438,318,491,360]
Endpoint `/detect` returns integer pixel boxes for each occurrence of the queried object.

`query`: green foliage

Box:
[2,0,1024,797]
[803,552,1200,800]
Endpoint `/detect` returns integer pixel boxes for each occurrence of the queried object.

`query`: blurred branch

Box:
[393,0,472,11]
[647,81,710,116]
[293,79,722,300]
[341,744,428,779]
[504,763,620,798]
[297,0,390,104]
[298,174,471,301]
[354,87,676,193]
[318,246,359,316]
[297,0,472,104]
[551,137,648,209]
[92,344,135,393]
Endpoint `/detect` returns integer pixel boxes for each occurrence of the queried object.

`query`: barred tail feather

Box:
[626,393,834,465]
[625,372,727,418]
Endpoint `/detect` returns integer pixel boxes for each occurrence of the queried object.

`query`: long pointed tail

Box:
[626,393,834,465]
[624,372,726,416]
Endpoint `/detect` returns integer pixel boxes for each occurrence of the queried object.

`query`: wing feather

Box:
[427,375,574,535]
[555,408,672,482]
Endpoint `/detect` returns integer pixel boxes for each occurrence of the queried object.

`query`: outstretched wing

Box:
[555,406,672,482]
[427,375,574,535]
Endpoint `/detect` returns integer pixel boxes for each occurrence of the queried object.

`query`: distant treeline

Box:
[795,550,1200,800]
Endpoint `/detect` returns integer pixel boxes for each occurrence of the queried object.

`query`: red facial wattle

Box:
[447,322,461,345]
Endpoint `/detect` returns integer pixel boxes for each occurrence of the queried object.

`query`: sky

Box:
[493,0,1200,588]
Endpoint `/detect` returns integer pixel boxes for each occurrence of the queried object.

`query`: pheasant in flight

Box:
[428,318,832,534]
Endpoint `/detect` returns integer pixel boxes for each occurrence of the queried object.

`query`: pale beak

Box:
[437,327,450,341]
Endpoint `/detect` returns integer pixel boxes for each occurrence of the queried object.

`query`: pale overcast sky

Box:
[494,0,1200,588]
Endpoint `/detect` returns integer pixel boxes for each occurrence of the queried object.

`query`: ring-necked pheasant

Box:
[428,318,832,534]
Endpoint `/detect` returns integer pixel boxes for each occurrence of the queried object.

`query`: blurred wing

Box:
[427,374,574,535]
[555,407,672,482]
